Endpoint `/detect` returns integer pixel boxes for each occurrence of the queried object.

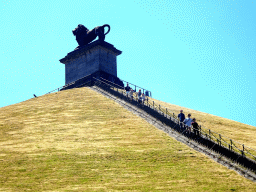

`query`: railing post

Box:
[209,130,211,140]
[241,150,244,157]
[166,108,168,118]
[153,101,154,109]
[230,139,233,151]
[219,134,221,146]
[173,113,175,119]
[242,144,244,157]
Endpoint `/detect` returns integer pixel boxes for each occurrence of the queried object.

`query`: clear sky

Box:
[1,0,256,127]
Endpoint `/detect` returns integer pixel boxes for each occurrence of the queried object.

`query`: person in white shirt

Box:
[129,89,134,100]
[141,93,146,105]
[183,114,193,134]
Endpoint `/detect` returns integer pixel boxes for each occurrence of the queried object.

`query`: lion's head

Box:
[72,24,89,36]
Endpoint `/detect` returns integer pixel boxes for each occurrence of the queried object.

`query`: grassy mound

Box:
[0,87,255,191]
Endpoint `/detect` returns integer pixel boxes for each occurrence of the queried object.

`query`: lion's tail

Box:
[103,24,110,36]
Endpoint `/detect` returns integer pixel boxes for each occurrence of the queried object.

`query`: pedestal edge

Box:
[59,40,122,64]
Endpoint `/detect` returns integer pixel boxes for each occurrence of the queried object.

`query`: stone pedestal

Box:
[59,40,122,85]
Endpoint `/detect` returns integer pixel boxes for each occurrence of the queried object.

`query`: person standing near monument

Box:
[138,95,142,104]
[125,83,131,97]
[129,88,135,100]
[137,89,142,97]
[141,93,146,106]
[137,89,142,103]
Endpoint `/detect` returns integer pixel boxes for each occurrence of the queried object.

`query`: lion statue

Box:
[72,24,110,49]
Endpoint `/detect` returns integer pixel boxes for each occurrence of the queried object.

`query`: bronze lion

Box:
[72,24,110,49]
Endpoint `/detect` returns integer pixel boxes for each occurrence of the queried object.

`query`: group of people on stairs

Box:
[178,110,200,137]
[125,83,200,138]
[125,83,147,104]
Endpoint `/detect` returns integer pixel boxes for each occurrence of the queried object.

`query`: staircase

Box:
[90,77,256,181]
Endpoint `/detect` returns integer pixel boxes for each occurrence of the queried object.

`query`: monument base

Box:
[60,70,124,91]
[60,40,122,85]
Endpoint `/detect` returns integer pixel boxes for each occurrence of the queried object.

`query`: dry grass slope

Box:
[150,98,256,149]
[0,87,255,191]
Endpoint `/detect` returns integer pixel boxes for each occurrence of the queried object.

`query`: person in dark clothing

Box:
[137,89,142,103]
[137,89,142,97]
[191,118,200,137]
[178,110,185,130]
[178,110,185,121]
[125,83,131,97]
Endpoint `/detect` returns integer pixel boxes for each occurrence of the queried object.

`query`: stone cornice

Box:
[59,40,122,64]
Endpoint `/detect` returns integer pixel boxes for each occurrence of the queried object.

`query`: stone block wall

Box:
[99,47,117,76]
[60,40,121,85]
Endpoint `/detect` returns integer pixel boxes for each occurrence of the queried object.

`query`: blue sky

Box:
[1,0,256,127]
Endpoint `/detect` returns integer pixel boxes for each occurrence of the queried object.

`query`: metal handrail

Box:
[100,77,152,97]
[95,77,147,103]
[119,78,152,97]
[45,73,94,94]
[199,125,256,158]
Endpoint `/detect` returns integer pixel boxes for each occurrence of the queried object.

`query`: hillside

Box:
[0,87,255,191]
[150,97,256,149]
